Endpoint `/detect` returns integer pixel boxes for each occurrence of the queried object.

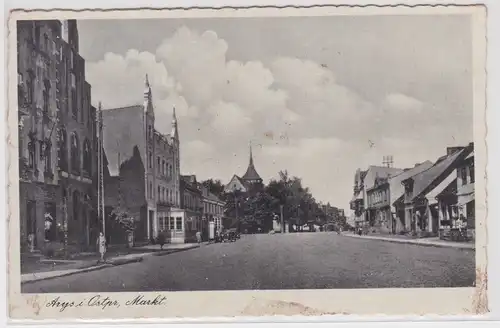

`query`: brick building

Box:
[18,20,96,253]
[101,76,181,244]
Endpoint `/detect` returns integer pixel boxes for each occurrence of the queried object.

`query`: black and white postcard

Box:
[6,4,488,320]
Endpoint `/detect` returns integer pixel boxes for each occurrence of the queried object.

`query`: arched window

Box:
[83,139,91,176]
[169,164,173,178]
[72,190,79,221]
[70,132,80,175]
[58,127,68,171]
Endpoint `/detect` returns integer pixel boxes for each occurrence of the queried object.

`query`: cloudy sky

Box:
[78,14,473,211]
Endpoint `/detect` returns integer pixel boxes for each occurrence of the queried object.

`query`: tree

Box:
[201,179,225,197]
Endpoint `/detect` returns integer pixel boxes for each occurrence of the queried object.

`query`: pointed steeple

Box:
[241,140,262,184]
[249,141,254,166]
[171,105,179,142]
[143,74,154,116]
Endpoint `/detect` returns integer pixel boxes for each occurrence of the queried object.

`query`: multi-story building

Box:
[101,76,181,244]
[455,143,475,240]
[350,165,402,231]
[17,20,96,253]
[200,185,226,239]
[178,175,203,243]
[401,144,473,237]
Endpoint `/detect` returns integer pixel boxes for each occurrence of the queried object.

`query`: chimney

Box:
[446,147,464,156]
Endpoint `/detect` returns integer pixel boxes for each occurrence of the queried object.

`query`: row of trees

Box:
[202,170,346,233]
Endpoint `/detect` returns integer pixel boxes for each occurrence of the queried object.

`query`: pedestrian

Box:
[196,230,202,244]
[97,232,106,263]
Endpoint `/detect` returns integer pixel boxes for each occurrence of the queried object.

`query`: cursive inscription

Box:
[45,294,167,312]
[126,294,167,306]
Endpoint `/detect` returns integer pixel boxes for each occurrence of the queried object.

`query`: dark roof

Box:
[101,105,145,176]
[241,162,262,182]
[404,147,471,202]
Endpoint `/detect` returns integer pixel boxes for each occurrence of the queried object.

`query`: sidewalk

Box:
[343,232,475,250]
[21,243,199,284]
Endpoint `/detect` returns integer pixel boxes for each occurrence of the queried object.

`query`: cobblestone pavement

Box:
[22,232,475,293]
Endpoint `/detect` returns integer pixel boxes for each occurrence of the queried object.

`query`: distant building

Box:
[225,143,263,193]
[350,165,403,231]
[200,185,226,240]
[177,175,203,243]
[101,75,181,244]
[18,20,97,253]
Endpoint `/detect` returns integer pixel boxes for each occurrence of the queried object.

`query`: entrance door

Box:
[149,210,154,240]
[430,205,439,233]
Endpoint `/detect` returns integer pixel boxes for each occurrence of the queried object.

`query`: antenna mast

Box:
[382,155,394,168]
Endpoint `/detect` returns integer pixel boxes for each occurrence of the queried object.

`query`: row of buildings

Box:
[349,143,475,241]
[17,20,228,254]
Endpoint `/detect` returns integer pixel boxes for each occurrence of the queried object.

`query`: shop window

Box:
[169,217,175,230]
[176,217,182,231]
[44,202,57,241]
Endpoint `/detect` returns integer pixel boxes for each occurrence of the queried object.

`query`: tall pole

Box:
[63,196,68,258]
[280,204,284,233]
[97,102,105,237]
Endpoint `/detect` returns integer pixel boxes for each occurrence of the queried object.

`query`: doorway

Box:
[149,210,154,239]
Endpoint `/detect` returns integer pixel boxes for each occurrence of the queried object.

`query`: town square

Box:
[17,15,476,293]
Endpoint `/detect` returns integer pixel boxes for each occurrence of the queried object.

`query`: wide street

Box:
[22,232,475,293]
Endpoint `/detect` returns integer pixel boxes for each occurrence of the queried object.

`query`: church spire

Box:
[143,74,154,116]
[249,141,254,166]
[241,140,262,184]
[171,105,179,142]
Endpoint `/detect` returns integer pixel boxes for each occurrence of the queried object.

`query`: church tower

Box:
[241,141,263,184]
[171,106,180,206]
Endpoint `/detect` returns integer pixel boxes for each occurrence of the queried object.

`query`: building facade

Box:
[401,144,473,237]
[200,185,226,239]
[178,175,203,243]
[366,177,392,233]
[18,20,96,253]
[102,76,181,244]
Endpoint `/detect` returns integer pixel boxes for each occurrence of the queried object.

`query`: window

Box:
[28,136,36,170]
[58,127,68,171]
[470,163,475,184]
[149,182,153,199]
[157,156,160,174]
[148,152,152,169]
[70,50,74,68]
[43,85,49,116]
[26,74,34,103]
[70,132,80,174]
[169,164,173,178]
[460,167,467,185]
[43,33,49,52]
[72,191,79,221]
[162,160,166,175]
[83,139,91,176]
[169,217,175,230]
[71,72,76,89]
[157,186,160,200]
[43,140,52,173]
[176,217,182,231]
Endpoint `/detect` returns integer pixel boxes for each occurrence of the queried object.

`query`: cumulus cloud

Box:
[85,25,467,209]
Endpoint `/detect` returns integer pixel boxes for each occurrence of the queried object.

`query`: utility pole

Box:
[97,102,105,238]
[280,204,284,233]
[63,196,68,258]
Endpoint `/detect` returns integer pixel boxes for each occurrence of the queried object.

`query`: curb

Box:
[343,234,475,250]
[152,245,200,256]
[21,246,201,284]
[21,263,112,285]
[21,256,146,285]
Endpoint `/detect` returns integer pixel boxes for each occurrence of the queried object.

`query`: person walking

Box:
[97,232,106,263]
[196,230,202,244]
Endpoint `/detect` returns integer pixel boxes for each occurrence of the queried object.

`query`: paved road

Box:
[22,232,475,293]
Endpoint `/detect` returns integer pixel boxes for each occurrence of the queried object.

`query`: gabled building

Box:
[225,143,263,193]
[350,165,403,230]
[101,75,181,244]
[389,161,434,233]
[401,143,473,237]
[200,185,226,240]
